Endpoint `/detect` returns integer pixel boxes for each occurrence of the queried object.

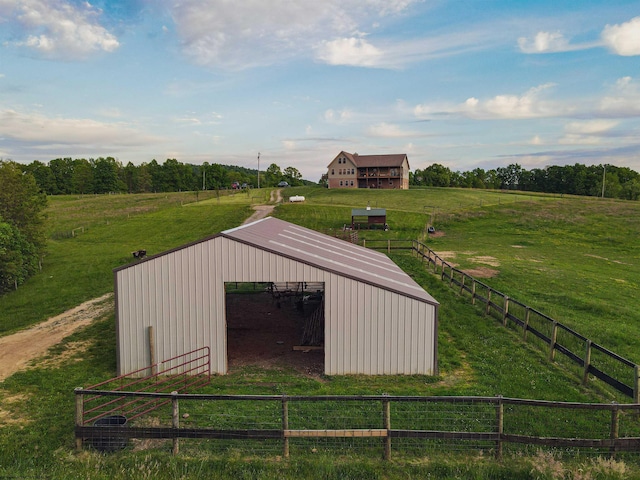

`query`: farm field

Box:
[0,187,639,479]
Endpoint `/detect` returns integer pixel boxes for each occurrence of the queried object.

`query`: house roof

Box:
[331,151,409,169]
[223,217,437,305]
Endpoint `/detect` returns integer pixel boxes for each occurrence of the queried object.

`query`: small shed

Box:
[351,208,387,229]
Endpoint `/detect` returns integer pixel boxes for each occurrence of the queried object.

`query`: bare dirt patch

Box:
[226,292,324,377]
[0,393,30,426]
[428,230,446,238]
[434,251,457,260]
[0,293,113,382]
[462,267,500,278]
[469,255,500,267]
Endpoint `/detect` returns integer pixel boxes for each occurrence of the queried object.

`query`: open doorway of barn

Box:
[224,282,325,376]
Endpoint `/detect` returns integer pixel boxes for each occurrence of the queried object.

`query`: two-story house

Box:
[326,151,410,189]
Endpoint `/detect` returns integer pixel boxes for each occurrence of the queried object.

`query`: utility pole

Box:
[601,164,606,198]
[202,167,206,190]
[257,152,261,189]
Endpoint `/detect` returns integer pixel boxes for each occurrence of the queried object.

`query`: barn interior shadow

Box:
[225,282,324,376]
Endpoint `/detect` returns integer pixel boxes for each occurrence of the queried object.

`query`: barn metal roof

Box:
[223,217,438,305]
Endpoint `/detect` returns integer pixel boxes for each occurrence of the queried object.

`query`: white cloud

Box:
[559,120,619,145]
[416,83,567,120]
[2,0,119,59]
[599,76,640,117]
[602,17,640,56]
[367,122,414,138]
[165,0,419,69]
[518,31,570,53]
[564,120,619,135]
[316,37,383,67]
[0,109,161,147]
[324,108,353,124]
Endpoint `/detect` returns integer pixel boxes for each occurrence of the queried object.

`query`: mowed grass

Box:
[0,192,252,334]
[1,188,639,479]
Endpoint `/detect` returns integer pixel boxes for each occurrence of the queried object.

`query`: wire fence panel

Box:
[74,392,640,459]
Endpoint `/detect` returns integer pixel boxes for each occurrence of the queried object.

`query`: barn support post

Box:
[549,321,558,361]
[382,395,391,461]
[172,391,180,455]
[74,387,84,451]
[148,326,156,376]
[495,396,504,460]
[282,395,290,458]
[502,296,510,327]
[609,403,619,459]
[582,340,592,386]
[523,307,531,341]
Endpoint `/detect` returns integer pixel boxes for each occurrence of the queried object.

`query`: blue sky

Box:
[1,0,639,182]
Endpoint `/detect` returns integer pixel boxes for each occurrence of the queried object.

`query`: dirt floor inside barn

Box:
[225,292,324,377]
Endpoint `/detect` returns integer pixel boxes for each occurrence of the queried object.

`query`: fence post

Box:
[282,395,290,459]
[172,391,179,455]
[460,274,465,295]
[486,290,492,316]
[471,280,477,305]
[609,403,619,458]
[74,387,84,451]
[495,396,503,460]
[449,268,454,287]
[502,296,510,327]
[634,364,640,405]
[582,340,592,386]
[549,321,558,361]
[382,395,391,461]
[523,307,530,341]
[387,240,390,254]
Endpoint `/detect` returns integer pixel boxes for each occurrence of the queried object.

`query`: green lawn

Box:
[0,188,639,479]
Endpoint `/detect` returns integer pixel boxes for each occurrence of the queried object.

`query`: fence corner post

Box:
[172,391,179,455]
[496,395,503,460]
[282,394,290,459]
[382,393,391,461]
[74,387,84,451]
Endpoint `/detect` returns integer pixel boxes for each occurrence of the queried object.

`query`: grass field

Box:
[0,187,639,479]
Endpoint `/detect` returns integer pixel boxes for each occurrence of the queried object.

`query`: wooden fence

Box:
[74,392,640,458]
[364,239,640,403]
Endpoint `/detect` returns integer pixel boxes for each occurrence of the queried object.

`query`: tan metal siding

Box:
[116,235,437,377]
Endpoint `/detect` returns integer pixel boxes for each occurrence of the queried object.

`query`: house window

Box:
[331,169,334,175]
[351,168,355,174]
[339,181,343,186]
[350,180,354,186]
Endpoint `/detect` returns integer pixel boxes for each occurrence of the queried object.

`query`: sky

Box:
[1,1,640,182]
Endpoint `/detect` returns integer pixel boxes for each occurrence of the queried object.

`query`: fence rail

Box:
[74,391,640,458]
[362,239,640,402]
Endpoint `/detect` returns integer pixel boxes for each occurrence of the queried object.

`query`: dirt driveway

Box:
[0,293,113,382]
[0,190,288,382]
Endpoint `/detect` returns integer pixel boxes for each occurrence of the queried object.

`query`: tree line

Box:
[0,161,47,293]
[22,157,309,195]
[411,163,640,200]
